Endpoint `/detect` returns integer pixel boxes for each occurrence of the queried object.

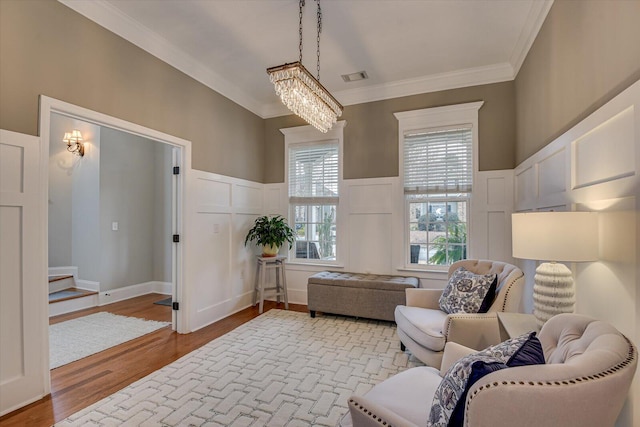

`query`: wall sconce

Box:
[63,130,84,156]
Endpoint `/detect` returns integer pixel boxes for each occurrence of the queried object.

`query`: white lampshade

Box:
[512,212,598,262]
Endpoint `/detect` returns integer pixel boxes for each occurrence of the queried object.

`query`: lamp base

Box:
[533,262,574,328]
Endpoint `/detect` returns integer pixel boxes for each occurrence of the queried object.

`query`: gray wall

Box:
[48,114,74,267]
[264,81,516,182]
[0,0,265,182]
[48,113,102,282]
[99,127,172,290]
[515,0,640,164]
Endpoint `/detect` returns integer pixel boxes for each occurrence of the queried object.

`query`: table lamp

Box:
[512,212,598,327]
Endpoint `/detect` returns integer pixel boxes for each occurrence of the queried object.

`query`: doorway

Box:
[39,96,190,382]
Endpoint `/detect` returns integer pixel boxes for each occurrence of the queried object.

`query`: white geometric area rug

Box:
[50,312,170,369]
[56,310,421,427]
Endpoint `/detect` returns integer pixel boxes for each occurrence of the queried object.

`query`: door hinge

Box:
[173,166,180,175]
[172,302,179,311]
[173,234,180,243]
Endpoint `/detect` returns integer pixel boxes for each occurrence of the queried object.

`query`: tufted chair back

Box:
[448,259,525,313]
[463,313,638,427]
[344,313,637,427]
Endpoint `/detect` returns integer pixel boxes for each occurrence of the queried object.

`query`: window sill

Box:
[286,262,345,270]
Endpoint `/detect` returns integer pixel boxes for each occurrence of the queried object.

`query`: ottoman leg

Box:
[310,310,316,318]
[400,342,406,352]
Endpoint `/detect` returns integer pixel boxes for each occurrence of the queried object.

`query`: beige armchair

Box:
[343,313,638,427]
[395,259,525,368]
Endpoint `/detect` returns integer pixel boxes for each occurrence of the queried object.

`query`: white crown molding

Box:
[59,0,549,120]
[510,0,554,77]
[58,0,265,117]
[261,62,514,118]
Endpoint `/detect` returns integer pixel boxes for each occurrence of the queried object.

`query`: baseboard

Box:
[99,281,172,306]
[75,279,100,292]
[265,288,307,305]
[191,291,254,332]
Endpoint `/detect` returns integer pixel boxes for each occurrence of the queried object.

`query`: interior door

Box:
[0,129,48,415]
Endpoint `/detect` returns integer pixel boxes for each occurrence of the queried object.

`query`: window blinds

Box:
[403,126,473,194]
[288,142,339,204]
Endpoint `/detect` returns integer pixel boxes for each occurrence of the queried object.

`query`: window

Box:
[283,122,344,263]
[395,102,482,267]
[289,142,338,261]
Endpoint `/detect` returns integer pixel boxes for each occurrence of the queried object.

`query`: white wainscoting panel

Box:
[515,165,536,210]
[573,106,635,189]
[186,171,262,332]
[538,148,566,198]
[348,213,393,274]
[195,176,232,212]
[234,184,263,212]
[513,80,639,427]
[470,170,515,263]
[0,130,47,415]
[346,181,394,214]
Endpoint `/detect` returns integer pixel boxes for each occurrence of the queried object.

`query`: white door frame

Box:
[38,96,192,382]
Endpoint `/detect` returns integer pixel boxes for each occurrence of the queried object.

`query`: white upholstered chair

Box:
[342,313,638,427]
[395,259,525,368]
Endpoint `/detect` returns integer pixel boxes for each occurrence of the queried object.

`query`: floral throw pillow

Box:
[427,332,544,427]
[438,267,497,314]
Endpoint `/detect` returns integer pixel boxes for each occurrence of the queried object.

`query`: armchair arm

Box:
[440,342,476,375]
[405,288,442,309]
[348,396,418,427]
[443,312,501,351]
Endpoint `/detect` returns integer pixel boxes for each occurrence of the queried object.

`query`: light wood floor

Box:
[0,293,306,426]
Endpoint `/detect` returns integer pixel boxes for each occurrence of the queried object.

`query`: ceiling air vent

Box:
[341,71,368,83]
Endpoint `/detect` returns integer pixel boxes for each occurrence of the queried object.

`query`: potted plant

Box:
[244,215,296,257]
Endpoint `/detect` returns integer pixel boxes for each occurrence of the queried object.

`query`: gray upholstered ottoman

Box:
[307,271,419,321]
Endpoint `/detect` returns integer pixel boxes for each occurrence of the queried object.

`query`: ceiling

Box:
[60,0,552,119]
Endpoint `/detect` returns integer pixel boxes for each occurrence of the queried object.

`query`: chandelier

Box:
[267,0,343,133]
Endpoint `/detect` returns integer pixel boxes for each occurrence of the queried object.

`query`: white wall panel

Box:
[538,148,566,197]
[486,211,507,261]
[234,184,262,212]
[513,80,639,427]
[515,166,536,209]
[346,181,393,214]
[0,130,47,416]
[187,170,263,332]
[348,214,393,274]
[573,106,635,189]
[471,170,514,263]
[195,177,232,211]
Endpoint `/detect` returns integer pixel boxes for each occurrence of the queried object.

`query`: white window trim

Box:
[394,102,483,270]
[282,121,346,266]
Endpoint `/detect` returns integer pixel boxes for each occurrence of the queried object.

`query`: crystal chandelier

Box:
[267,0,342,133]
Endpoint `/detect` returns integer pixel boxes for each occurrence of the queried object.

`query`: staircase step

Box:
[48,274,74,283]
[49,288,98,304]
[49,275,76,294]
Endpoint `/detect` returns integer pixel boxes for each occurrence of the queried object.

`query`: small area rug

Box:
[56,310,421,426]
[154,297,173,306]
[50,312,170,369]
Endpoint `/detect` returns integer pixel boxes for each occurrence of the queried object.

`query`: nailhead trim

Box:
[500,272,523,311]
[464,336,637,422]
[349,398,393,426]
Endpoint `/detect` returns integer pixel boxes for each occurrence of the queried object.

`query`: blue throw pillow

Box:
[427,332,545,427]
[438,267,497,314]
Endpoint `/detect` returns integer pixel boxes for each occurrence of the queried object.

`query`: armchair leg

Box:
[400,342,406,352]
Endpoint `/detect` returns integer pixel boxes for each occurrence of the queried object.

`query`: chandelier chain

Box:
[298,0,304,63]
[316,0,321,80]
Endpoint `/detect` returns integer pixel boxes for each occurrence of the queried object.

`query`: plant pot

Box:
[262,244,280,257]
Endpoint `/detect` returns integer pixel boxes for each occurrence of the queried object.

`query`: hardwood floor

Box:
[0,294,307,426]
